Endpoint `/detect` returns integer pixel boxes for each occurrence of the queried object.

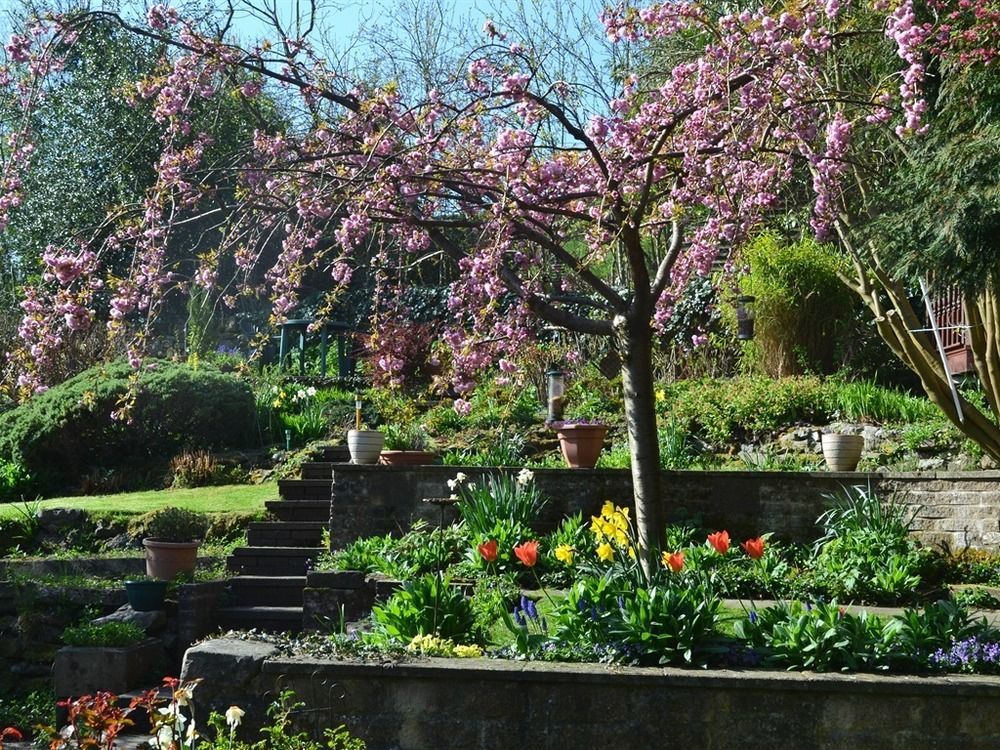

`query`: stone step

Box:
[227,546,322,576]
[228,575,307,607]
[265,500,329,523]
[278,478,332,502]
[217,605,303,633]
[247,521,326,548]
[301,461,336,480]
[320,445,352,463]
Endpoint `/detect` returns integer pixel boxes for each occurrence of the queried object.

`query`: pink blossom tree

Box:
[2,1,993,558]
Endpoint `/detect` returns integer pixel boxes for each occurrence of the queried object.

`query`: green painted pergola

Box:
[277,318,353,377]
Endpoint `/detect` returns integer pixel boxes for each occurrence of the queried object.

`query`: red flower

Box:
[665,551,685,573]
[742,537,766,559]
[514,540,539,568]
[707,530,730,555]
[477,539,498,563]
[1,728,23,742]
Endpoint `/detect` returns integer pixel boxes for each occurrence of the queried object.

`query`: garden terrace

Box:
[181,637,1000,749]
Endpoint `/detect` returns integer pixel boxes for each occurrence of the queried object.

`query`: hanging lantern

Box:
[736,295,756,340]
[546,368,566,423]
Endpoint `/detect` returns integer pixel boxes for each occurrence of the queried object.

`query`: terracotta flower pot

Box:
[143,539,200,580]
[348,429,384,464]
[379,450,438,466]
[822,433,865,471]
[556,423,608,469]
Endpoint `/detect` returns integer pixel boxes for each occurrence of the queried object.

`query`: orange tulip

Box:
[477,539,498,563]
[742,536,766,559]
[514,540,540,568]
[662,550,685,572]
[707,530,730,555]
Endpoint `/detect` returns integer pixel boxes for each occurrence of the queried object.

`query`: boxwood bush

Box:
[0,360,256,494]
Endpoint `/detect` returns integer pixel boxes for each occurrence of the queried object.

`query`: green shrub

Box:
[129,506,207,543]
[0,458,34,502]
[0,360,256,493]
[730,232,855,376]
[61,621,146,647]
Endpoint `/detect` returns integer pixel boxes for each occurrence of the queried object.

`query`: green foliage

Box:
[0,360,256,493]
[0,688,53,738]
[735,600,894,672]
[382,423,433,451]
[455,473,546,539]
[61,621,146,647]
[326,522,468,578]
[551,572,722,666]
[470,574,522,641]
[830,380,939,423]
[658,418,701,469]
[128,506,207,543]
[952,587,1000,610]
[0,459,33,502]
[732,232,856,376]
[811,486,924,602]
[371,574,476,643]
[441,430,526,466]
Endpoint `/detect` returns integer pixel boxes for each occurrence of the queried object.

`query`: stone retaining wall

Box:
[181,637,1000,750]
[329,465,1000,551]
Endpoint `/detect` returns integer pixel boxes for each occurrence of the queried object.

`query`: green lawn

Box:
[0,482,277,518]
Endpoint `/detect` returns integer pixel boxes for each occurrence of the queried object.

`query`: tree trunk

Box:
[838,246,1000,461]
[615,314,664,572]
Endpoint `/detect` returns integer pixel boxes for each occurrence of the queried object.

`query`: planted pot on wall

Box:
[555,423,608,469]
[348,429,385,464]
[821,433,865,471]
[143,539,200,580]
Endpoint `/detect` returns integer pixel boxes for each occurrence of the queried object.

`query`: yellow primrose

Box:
[554,544,575,565]
[453,644,483,658]
[655,388,666,402]
[596,542,615,562]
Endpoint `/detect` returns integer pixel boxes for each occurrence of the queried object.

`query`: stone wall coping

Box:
[260,654,1000,697]
[327,463,1000,481]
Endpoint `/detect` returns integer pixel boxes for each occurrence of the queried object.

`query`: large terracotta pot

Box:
[379,450,438,466]
[348,429,384,464]
[556,424,608,469]
[822,433,865,471]
[143,539,199,580]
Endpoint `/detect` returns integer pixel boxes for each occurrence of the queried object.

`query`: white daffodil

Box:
[225,705,245,730]
[516,468,534,485]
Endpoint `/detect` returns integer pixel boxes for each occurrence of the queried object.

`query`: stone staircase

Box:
[219,458,341,632]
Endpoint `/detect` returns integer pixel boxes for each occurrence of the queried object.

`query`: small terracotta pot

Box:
[379,450,438,466]
[143,539,199,580]
[822,433,865,471]
[348,429,384,464]
[556,424,608,469]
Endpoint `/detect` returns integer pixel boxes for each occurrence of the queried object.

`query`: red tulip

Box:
[477,539,498,563]
[707,530,730,555]
[664,551,685,572]
[742,537,766,559]
[514,540,539,568]
[1,728,23,742]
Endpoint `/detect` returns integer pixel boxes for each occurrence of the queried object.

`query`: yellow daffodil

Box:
[596,542,614,562]
[554,544,575,565]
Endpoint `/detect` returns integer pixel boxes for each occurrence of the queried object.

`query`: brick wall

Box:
[329,465,1000,551]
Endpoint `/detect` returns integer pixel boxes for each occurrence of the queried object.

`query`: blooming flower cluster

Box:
[932,636,1000,673]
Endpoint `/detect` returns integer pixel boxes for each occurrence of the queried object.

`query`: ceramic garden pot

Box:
[556,423,608,469]
[348,429,385,464]
[821,433,865,471]
[124,579,168,611]
[143,539,200,580]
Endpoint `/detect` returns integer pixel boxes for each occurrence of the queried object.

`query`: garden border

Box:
[182,637,1000,749]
